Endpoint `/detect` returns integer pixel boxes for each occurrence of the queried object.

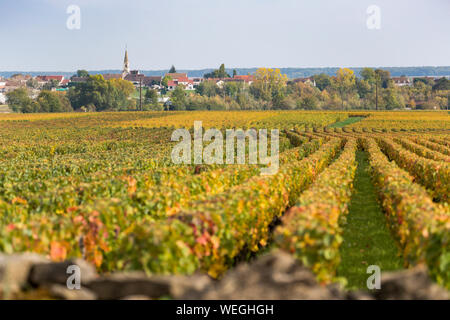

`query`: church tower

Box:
[122,48,130,78]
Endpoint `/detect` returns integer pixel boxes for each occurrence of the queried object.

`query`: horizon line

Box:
[1,65,450,74]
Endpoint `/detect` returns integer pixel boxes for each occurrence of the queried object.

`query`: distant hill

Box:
[1,66,449,79]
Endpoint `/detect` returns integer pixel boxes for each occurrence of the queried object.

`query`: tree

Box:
[356,79,371,99]
[162,75,172,86]
[383,87,404,110]
[67,75,134,111]
[145,88,159,106]
[432,77,450,91]
[360,68,376,83]
[414,77,435,87]
[312,73,331,91]
[160,75,172,95]
[411,81,432,102]
[6,88,33,113]
[26,78,39,89]
[224,81,243,98]
[204,64,230,79]
[196,80,218,97]
[76,70,90,77]
[233,69,237,77]
[332,68,356,109]
[375,69,391,88]
[36,91,73,112]
[251,68,288,106]
[170,85,187,110]
[297,96,319,110]
[169,65,177,73]
[359,68,390,110]
[42,79,60,91]
[108,78,135,110]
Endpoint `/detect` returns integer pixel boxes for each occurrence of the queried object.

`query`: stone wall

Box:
[0,251,448,300]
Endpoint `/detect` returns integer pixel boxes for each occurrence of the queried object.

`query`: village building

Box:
[0,80,6,104]
[143,76,163,89]
[36,75,65,87]
[291,77,316,87]
[165,73,195,90]
[98,50,163,89]
[392,76,412,87]
[232,75,254,85]
[122,48,130,78]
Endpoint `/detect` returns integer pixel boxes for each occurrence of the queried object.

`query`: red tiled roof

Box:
[233,75,254,82]
[176,77,190,83]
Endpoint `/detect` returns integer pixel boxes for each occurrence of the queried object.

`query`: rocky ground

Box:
[0,251,448,300]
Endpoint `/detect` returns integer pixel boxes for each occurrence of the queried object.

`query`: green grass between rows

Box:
[337,150,403,290]
[329,116,364,128]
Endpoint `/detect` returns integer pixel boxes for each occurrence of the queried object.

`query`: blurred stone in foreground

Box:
[0,251,448,300]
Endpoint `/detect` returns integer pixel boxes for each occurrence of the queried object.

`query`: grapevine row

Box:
[394,138,450,163]
[362,138,450,288]
[377,138,450,203]
[274,139,357,283]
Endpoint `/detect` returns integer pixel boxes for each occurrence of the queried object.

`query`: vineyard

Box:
[0,110,449,295]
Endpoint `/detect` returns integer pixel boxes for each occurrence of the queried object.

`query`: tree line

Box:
[167,66,449,111]
[5,66,450,113]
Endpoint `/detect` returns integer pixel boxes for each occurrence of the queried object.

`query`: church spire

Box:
[122,47,130,78]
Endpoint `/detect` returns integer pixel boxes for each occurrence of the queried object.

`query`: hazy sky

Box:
[0,0,449,71]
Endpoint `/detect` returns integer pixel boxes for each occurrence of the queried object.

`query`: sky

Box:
[0,0,449,71]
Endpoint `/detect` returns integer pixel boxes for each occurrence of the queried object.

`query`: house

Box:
[60,79,70,87]
[36,75,65,87]
[70,76,89,84]
[233,75,254,85]
[167,80,177,91]
[177,78,194,90]
[392,77,412,87]
[4,80,23,93]
[165,73,189,81]
[124,70,145,85]
[0,81,6,93]
[192,78,204,87]
[292,77,316,87]
[164,73,195,90]
[4,74,31,90]
[201,74,255,89]
[215,79,225,89]
[0,93,6,104]
[9,74,32,83]
[124,71,164,89]
[166,79,194,91]
[143,76,162,88]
